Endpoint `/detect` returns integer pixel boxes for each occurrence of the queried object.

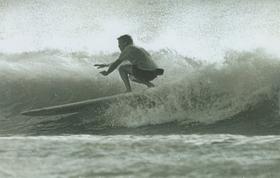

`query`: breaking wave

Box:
[0,49,280,135]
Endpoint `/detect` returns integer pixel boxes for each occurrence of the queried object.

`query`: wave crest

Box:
[0,49,280,134]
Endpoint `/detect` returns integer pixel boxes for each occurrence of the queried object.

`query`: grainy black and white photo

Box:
[0,0,280,177]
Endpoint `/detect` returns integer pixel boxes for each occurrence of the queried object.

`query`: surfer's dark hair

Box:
[117,34,133,44]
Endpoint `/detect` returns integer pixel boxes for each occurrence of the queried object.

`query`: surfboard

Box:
[21,92,156,116]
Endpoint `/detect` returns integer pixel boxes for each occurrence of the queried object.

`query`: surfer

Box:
[95,34,164,92]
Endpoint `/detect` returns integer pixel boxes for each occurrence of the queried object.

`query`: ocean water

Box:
[1,0,280,177]
[1,135,280,178]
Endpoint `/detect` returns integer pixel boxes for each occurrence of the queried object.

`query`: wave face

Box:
[1,0,280,135]
[0,49,280,135]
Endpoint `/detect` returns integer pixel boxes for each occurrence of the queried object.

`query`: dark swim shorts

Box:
[132,65,158,81]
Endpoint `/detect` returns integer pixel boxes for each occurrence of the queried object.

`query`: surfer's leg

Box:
[131,66,156,88]
[130,77,155,88]
[118,64,133,92]
[146,81,155,88]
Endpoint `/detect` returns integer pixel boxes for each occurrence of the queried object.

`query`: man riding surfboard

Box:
[95,34,164,92]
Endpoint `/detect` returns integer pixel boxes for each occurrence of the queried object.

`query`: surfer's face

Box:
[118,40,127,51]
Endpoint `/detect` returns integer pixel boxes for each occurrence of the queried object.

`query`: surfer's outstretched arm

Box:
[100,59,122,76]
[94,64,110,69]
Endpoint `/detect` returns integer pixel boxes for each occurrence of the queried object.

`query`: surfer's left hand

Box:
[100,70,109,76]
[94,64,109,69]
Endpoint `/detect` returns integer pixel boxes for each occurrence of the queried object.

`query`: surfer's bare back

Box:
[95,34,164,92]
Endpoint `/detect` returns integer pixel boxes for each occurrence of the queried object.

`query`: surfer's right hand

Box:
[94,64,109,69]
[100,70,109,76]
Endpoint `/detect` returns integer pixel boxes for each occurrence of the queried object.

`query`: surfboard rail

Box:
[21,93,156,116]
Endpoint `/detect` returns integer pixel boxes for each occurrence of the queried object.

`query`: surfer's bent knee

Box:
[118,64,132,73]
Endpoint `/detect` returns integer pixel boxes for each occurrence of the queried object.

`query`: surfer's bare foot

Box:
[125,89,132,93]
[146,82,155,88]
